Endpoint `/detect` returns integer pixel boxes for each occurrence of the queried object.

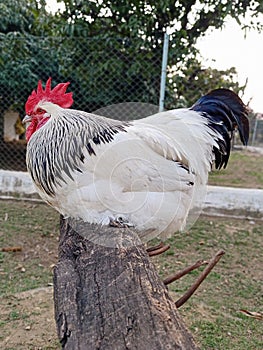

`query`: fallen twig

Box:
[163,259,208,285]
[146,242,164,253]
[175,250,225,309]
[147,243,170,256]
[239,309,263,320]
[2,246,22,252]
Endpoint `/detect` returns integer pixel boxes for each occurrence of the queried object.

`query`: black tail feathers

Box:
[191,89,249,169]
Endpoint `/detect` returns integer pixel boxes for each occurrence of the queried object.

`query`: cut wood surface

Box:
[53,218,200,349]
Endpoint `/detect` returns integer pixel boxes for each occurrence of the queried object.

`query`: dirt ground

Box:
[1,208,262,349]
[0,287,58,350]
[0,201,60,350]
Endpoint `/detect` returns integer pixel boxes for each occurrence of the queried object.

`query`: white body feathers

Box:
[27,102,222,240]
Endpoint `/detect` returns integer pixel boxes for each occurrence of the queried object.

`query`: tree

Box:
[0,0,54,113]
[1,0,262,113]
[47,0,263,108]
[167,60,247,108]
[54,219,201,349]
[56,1,263,46]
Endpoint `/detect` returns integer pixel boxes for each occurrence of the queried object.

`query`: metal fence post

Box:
[251,117,258,146]
[159,32,169,112]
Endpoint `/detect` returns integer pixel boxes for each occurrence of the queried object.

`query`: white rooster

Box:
[23,78,249,241]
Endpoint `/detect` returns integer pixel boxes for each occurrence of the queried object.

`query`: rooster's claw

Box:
[109,217,134,228]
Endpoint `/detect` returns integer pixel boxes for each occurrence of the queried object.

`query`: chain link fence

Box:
[0,35,164,171]
[251,115,263,147]
[0,35,262,171]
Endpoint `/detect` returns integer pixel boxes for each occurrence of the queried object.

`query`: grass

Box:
[0,200,60,349]
[151,218,262,349]
[0,202,59,297]
[208,150,263,188]
[0,201,262,349]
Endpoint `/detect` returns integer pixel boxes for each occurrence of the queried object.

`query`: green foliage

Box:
[0,0,262,115]
[55,0,263,69]
[0,1,56,114]
[168,60,246,108]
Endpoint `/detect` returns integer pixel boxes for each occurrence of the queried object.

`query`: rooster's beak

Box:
[22,115,32,124]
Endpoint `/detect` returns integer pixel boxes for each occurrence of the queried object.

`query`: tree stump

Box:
[53,217,200,349]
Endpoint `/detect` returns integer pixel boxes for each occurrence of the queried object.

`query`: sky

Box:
[46,1,263,113]
[197,19,263,113]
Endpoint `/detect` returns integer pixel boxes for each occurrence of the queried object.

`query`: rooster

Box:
[23,78,249,241]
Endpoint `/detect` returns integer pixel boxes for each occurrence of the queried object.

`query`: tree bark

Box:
[53,217,200,350]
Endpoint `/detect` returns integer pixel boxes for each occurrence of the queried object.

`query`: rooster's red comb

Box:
[25,77,74,114]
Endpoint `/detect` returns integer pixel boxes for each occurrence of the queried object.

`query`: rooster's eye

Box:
[36,108,45,113]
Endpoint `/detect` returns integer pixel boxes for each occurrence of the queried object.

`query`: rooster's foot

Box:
[109,216,134,228]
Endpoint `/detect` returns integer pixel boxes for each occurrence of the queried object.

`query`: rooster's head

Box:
[24,77,73,141]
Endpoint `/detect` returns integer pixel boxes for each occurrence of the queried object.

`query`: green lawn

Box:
[153,218,263,350]
[208,150,263,189]
[0,200,262,349]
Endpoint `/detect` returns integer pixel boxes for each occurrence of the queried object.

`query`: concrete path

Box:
[0,170,262,219]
